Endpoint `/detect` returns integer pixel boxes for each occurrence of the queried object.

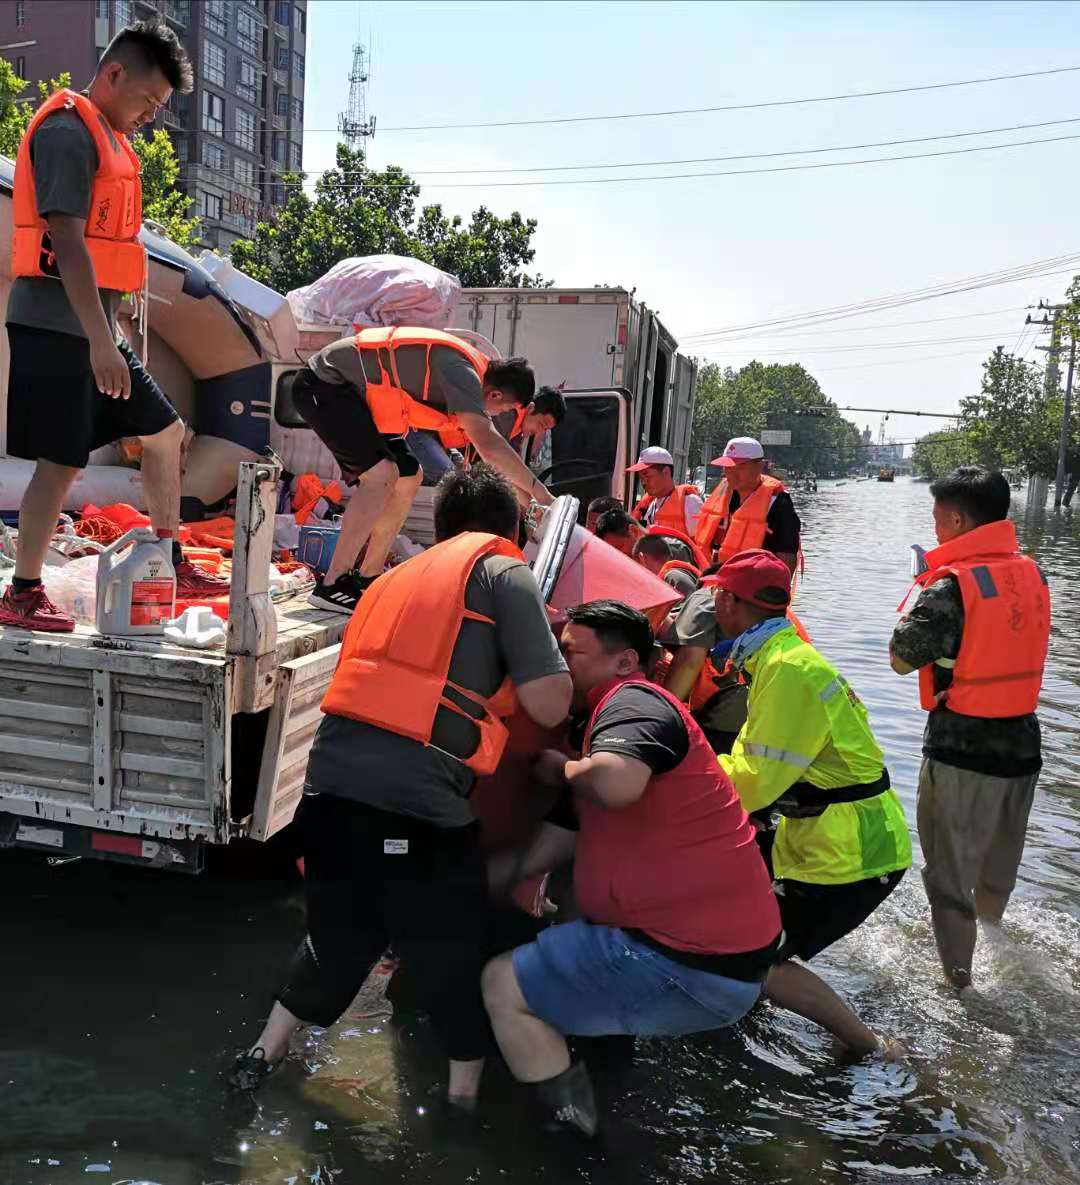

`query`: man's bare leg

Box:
[482,954,571,1082]
[324,459,397,585]
[975,886,1009,926]
[15,460,80,580]
[765,961,901,1057]
[447,1058,485,1108]
[139,418,185,537]
[929,902,977,989]
[248,999,304,1062]
[357,470,424,579]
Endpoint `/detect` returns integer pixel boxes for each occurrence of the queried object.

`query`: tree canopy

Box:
[691,360,864,474]
[229,143,546,293]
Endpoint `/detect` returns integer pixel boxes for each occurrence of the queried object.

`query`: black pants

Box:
[277,793,495,1061]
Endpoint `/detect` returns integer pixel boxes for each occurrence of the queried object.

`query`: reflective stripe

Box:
[933,656,957,669]
[971,564,998,598]
[743,742,813,770]
[819,676,846,703]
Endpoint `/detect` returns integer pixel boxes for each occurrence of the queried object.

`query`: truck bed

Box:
[0,593,347,855]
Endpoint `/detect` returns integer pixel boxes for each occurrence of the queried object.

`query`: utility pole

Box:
[1028,300,1072,509]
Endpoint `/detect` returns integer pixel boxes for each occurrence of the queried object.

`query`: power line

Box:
[681,252,1080,340]
[242,129,1080,190]
[179,115,1080,180]
[689,306,1023,344]
[696,330,1027,358]
[372,64,1080,133]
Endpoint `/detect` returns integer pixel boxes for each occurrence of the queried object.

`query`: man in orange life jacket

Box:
[695,437,801,573]
[889,467,1050,991]
[295,333,555,614]
[231,465,572,1107]
[0,22,227,634]
[628,446,704,538]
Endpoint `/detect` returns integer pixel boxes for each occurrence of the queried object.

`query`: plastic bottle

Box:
[95,528,176,636]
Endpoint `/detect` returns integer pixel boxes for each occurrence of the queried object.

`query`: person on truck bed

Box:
[628,446,704,538]
[586,496,623,534]
[295,327,556,615]
[229,465,573,1112]
[695,437,801,573]
[0,21,229,634]
[594,508,642,557]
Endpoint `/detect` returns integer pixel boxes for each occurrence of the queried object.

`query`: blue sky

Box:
[302,1,1080,445]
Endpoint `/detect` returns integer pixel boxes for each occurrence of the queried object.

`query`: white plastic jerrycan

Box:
[96,528,176,636]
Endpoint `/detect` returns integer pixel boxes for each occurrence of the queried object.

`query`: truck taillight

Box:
[558,295,579,304]
[617,324,628,346]
[91,832,143,857]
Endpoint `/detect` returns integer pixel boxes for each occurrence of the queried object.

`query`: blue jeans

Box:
[405,429,454,485]
[511,920,763,1038]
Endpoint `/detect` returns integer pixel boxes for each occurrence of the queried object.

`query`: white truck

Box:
[0,187,696,871]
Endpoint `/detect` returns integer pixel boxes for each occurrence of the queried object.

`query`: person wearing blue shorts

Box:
[481,600,783,1137]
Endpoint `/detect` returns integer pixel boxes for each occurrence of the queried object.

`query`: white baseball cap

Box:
[711,437,765,467]
[627,445,674,473]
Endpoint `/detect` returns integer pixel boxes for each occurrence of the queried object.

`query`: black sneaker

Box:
[307,571,373,615]
[226,1045,279,1093]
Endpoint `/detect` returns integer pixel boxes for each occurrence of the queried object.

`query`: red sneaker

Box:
[0,583,76,632]
[175,560,231,600]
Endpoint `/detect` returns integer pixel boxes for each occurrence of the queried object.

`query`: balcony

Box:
[165,1,189,26]
[273,68,288,88]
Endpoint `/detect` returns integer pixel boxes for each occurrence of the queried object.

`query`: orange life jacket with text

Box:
[353,327,489,437]
[633,483,699,535]
[12,89,146,292]
[695,474,786,562]
[909,519,1050,718]
[321,532,524,774]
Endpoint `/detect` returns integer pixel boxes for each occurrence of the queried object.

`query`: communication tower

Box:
[338,38,376,150]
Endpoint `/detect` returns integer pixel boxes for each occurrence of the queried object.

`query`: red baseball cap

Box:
[702,549,791,609]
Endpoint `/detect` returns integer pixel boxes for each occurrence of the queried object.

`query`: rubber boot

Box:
[534,1060,599,1138]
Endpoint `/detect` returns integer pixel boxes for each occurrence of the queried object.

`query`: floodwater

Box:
[2,477,1079,1185]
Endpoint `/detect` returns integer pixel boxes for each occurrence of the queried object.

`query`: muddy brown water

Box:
[2,476,1078,1185]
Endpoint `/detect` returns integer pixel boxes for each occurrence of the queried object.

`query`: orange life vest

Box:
[911,519,1050,717]
[12,89,146,293]
[695,474,786,562]
[353,327,490,437]
[438,404,527,458]
[688,608,810,715]
[658,559,701,584]
[633,483,699,535]
[647,524,711,572]
[321,532,524,774]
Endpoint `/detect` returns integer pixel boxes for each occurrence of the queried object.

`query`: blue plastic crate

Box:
[297,523,341,575]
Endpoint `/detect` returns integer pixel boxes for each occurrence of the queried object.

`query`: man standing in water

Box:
[230,466,571,1111]
[711,550,911,1052]
[889,467,1050,991]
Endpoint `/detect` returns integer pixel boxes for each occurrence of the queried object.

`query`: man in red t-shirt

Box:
[481,600,783,1137]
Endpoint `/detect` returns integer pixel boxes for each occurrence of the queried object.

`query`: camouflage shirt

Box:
[890,576,1041,776]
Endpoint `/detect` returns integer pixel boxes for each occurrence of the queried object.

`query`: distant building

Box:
[0,0,307,253]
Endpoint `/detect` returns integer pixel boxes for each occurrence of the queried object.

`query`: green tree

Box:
[690,359,860,474]
[132,128,199,248]
[911,429,973,480]
[959,346,1055,476]
[230,143,546,293]
[0,63,69,158]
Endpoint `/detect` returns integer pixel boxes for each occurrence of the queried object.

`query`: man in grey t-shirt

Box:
[660,585,748,753]
[296,334,556,615]
[232,465,572,1111]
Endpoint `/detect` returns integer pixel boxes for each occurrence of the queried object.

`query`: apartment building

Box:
[0,0,308,253]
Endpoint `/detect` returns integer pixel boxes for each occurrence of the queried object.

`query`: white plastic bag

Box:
[287,254,461,330]
[42,555,100,625]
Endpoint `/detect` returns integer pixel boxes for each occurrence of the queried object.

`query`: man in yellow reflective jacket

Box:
[709,550,912,1056]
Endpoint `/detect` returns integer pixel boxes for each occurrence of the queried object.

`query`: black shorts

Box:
[291,369,419,483]
[5,323,180,469]
[775,869,905,961]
